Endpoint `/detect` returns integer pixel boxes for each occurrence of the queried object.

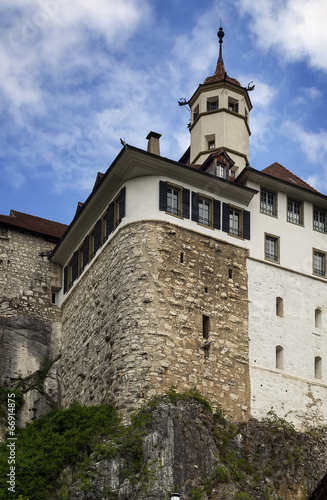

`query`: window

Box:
[229,208,241,237]
[208,140,215,150]
[193,104,199,122]
[167,186,181,216]
[222,203,250,240]
[315,308,322,328]
[315,356,322,379]
[287,199,302,225]
[265,234,279,262]
[313,208,327,233]
[106,186,126,237]
[159,181,190,219]
[207,96,218,111]
[276,346,284,370]
[228,98,239,113]
[198,197,212,227]
[202,315,210,339]
[261,190,276,216]
[313,250,326,277]
[216,163,226,179]
[276,297,284,317]
[192,192,220,229]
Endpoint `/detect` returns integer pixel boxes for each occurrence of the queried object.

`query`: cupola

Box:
[188,26,252,176]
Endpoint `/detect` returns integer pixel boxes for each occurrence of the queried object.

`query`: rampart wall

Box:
[61,220,250,421]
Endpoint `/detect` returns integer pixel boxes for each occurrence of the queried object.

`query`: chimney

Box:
[146,131,162,156]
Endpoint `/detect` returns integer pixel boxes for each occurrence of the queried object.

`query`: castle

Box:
[1,27,327,431]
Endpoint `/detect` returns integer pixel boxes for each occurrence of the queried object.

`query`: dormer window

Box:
[216,163,226,179]
[207,97,219,111]
[228,97,239,113]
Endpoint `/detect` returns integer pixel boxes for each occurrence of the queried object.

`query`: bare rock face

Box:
[65,399,327,500]
[0,315,61,428]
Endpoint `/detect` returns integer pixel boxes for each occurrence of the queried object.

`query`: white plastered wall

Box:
[248,257,327,429]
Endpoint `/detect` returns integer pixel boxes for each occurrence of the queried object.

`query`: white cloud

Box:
[283,121,327,164]
[237,0,327,72]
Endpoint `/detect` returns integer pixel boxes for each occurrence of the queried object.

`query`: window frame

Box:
[198,194,213,228]
[166,183,183,218]
[287,198,303,225]
[216,163,226,179]
[229,206,242,238]
[313,207,327,234]
[260,189,277,217]
[265,233,280,263]
[206,96,219,112]
[228,97,239,113]
[313,249,326,278]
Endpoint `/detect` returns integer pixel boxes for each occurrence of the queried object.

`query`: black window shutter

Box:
[94,218,102,252]
[243,210,250,240]
[119,186,126,220]
[213,200,221,229]
[182,188,190,219]
[222,203,230,233]
[64,266,68,294]
[71,250,79,282]
[82,235,89,267]
[192,192,199,222]
[106,202,114,237]
[159,181,167,211]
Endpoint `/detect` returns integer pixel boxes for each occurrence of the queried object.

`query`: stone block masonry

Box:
[0,227,62,427]
[61,220,250,421]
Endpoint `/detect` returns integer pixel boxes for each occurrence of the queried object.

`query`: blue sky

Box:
[1,0,327,224]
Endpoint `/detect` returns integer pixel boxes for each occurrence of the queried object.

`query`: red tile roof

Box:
[0,210,68,239]
[204,61,241,86]
[262,162,319,193]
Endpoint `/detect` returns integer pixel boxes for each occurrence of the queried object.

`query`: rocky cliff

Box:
[56,395,327,499]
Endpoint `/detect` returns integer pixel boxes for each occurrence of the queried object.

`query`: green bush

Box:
[0,403,126,500]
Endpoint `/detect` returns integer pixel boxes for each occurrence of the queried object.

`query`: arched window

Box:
[276,297,283,317]
[276,346,284,370]
[315,356,322,379]
[315,308,322,328]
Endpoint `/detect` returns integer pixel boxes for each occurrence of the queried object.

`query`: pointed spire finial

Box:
[217,25,224,64]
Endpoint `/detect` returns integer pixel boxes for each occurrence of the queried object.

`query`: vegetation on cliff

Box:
[0,388,326,499]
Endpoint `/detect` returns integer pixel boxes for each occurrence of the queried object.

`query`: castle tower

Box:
[189,27,252,176]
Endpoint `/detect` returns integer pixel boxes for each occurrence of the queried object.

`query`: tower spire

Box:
[217,25,224,64]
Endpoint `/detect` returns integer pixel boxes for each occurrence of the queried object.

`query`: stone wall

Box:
[61,220,250,421]
[0,226,62,426]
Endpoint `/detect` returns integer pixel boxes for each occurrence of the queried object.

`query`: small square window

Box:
[208,140,215,150]
[287,200,302,225]
[198,197,212,227]
[313,250,326,277]
[207,97,219,111]
[228,98,239,113]
[261,190,276,216]
[313,208,327,233]
[265,234,279,262]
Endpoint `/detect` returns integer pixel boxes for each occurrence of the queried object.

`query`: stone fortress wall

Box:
[0,226,62,425]
[61,220,250,421]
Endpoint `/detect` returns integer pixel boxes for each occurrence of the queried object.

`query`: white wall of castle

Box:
[245,179,327,277]
[248,258,327,429]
